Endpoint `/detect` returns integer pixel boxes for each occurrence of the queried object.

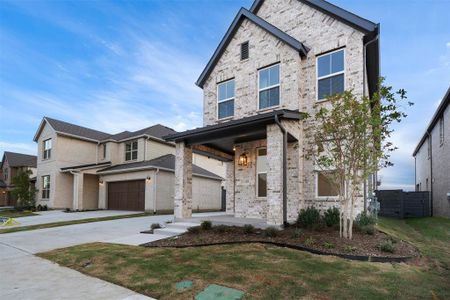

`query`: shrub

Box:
[264,227,279,238]
[200,220,212,230]
[297,207,321,228]
[304,237,315,247]
[379,240,395,253]
[355,211,376,227]
[187,226,201,234]
[150,223,161,230]
[344,245,357,253]
[243,224,255,234]
[213,225,229,233]
[323,242,335,249]
[323,207,340,227]
[360,224,375,235]
[291,228,302,238]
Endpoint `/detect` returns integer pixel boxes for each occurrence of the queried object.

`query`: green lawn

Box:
[38,217,450,300]
[0,210,37,218]
[0,212,154,234]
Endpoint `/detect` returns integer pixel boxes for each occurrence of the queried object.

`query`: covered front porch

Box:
[165,110,305,226]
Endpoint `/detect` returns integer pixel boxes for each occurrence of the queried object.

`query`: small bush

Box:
[291,228,302,238]
[323,242,335,249]
[304,237,315,246]
[64,208,71,213]
[187,226,201,234]
[386,235,399,244]
[213,225,229,233]
[264,227,279,238]
[323,207,340,227]
[360,224,375,235]
[243,224,255,234]
[150,223,161,230]
[200,220,212,230]
[379,240,395,253]
[344,245,357,253]
[355,211,376,227]
[297,207,321,228]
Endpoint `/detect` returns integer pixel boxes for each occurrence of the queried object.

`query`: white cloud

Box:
[446,42,450,49]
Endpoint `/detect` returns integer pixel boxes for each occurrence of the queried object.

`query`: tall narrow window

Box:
[42,175,50,199]
[259,64,280,109]
[43,139,52,160]
[317,171,339,197]
[241,41,249,60]
[217,79,235,119]
[4,168,8,181]
[256,148,267,197]
[103,144,107,159]
[439,117,444,145]
[125,140,138,161]
[317,49,344,100]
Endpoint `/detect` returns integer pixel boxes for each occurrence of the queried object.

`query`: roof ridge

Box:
[45,117,112,136]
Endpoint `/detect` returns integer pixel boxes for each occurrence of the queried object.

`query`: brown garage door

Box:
[108,180,145,211]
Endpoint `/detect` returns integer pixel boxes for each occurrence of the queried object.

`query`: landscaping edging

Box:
[143,240,414,263]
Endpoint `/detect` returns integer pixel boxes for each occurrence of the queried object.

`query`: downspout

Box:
[274,114,288,225]
[153,168,159,214]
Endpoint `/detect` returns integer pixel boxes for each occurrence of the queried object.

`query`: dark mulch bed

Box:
[143,225,419,260]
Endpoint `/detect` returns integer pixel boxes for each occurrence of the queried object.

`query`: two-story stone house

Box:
[33,117,225,212]
[413,87,449,218]
[166,0,380,225]
[0,151,37,206]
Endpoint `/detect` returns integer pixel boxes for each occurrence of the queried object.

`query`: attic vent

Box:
[241,41,249,60]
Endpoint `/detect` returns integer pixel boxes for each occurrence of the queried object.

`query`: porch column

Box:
[225,160,235,214]
[266,124,284,225]
[98,177,106,209]
[72,172,84,210]
[174,141,192,219]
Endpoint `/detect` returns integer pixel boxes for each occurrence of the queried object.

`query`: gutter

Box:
[274,114,288,225]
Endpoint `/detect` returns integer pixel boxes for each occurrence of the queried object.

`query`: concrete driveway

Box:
[0,214,176,300]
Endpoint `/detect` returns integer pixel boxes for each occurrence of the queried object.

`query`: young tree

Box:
[11,169,37,210]
[305,79,411,239]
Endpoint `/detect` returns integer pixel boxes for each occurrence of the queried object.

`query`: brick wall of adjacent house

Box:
[201,0,368,220]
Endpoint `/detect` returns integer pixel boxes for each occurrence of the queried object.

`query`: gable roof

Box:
[1,152,37,169]
[33,117,177,144]
[413,87,450,156]
[97,154,223,181]
[196,7,309,88]
[250,0,377,33]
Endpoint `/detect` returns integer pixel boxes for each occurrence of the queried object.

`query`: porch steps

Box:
[153,222,199,237]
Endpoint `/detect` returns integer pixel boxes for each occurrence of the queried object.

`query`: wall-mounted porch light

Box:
[146,176,151,183]
[99,180,104,185]
[238,153,248,167]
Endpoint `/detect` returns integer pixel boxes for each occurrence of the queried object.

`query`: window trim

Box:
[42,175,50,199]
[125,140,138,161]
[257,63,281,111]
[256,147,268,198]
[217,78,235,120]
[316,48,346,102]
[315,170,340,199]
[43,138,52,160]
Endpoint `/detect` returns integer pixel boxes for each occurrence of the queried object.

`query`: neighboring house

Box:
[33,117,225,212]
[166,0,380,225]
[0,152,37,206]
[413,87,450,218]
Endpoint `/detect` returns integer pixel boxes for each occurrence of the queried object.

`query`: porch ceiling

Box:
[165,110,304,155]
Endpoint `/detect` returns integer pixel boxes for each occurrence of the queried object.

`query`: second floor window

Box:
[125,140,138,161]
[218,79,235,119]
[4,168,8,181]
[103,144,107,159]
[42,175,50,199]
[259,64,280,109]
[317,49,344,100]
[43,139,52,160]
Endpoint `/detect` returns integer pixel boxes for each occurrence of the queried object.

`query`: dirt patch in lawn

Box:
[144,225,418,259]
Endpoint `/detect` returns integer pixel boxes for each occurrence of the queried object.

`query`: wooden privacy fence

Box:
[376,190,430,218]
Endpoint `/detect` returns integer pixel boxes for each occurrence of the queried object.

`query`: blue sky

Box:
[0,0,449,190]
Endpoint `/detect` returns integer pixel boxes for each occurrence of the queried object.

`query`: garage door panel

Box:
[108,180,145,211]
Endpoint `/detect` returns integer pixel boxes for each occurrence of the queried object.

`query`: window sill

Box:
[257,105,280,113]
[316,196,340,200]
[217,116,234,122]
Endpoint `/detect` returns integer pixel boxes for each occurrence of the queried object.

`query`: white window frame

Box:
[125,140,138,161]
[42,175,50,199]
[256,147,267,198]
[258,63,281,111]
[439,117,444,146]
[315,170,340,199]
[4,168,8,181]
[43,138,52,160]
[217,79,235,120]
[316,48,345,101]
